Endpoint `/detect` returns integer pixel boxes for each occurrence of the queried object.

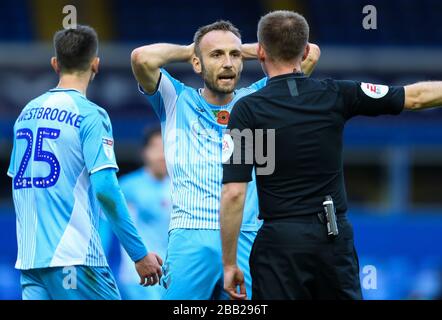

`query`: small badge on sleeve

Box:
[222,134,234,163]
[102,137,115,160]
[361,82,389,99]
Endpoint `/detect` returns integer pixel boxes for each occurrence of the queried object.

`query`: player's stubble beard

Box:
[201,60,240,96]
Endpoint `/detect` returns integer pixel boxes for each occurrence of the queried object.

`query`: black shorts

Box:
[249,214,362,300]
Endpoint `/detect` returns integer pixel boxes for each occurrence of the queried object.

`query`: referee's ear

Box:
[257,44,266,63]
[301,43,311,62]
[91,57,100,75]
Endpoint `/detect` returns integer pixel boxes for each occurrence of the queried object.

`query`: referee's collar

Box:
[268,72,306,83]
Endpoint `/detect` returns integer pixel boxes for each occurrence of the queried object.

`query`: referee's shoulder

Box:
[311,77,348,94]
[231,92,262,118]
[303,77,341,92]
[236,86,268,106]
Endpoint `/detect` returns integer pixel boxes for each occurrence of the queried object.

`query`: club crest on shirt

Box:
[191,119,209,138]
[191,117,219,143]
[102,137,115,160]
[360,82,389,99]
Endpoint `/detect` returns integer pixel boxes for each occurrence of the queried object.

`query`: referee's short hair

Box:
[53,25,98,73]
[258,10,309,62]
[193,20,241,58]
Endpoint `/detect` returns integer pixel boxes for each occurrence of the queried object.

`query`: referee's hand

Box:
[223,265,247,300]
[135,253,163,287]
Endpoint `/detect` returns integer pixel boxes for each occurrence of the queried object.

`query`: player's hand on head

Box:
[223,265,247,300]
[240,43,259,60]
[135,252,163,286]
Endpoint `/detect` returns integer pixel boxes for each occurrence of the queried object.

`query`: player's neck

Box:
[56,73,91,96]
[201,87,234,106]
[266,61,303,79]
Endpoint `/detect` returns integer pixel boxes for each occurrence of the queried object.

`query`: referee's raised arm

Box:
[404,81,442,110]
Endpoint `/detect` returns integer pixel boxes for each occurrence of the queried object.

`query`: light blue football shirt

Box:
[8,88,118,270]
[140,69,266,231]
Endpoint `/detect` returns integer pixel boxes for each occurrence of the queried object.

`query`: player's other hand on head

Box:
[307,43,321,61]
[135,252,163,286]
[223,265,247,300]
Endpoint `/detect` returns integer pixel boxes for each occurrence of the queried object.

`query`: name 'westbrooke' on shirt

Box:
[17,106,84,128]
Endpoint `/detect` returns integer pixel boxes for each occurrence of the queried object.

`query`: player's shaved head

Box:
[193,20,241,58]
[53,25,98,73]
[258,10,309,62]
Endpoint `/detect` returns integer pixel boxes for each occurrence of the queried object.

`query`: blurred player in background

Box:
[7,26,162,300]
[131,20,320,299]
[118,127,171,300]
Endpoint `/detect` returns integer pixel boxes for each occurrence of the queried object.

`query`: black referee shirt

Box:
[222,72,405,220]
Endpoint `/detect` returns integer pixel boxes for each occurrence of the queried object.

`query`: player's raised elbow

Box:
[131,46,156,69]
[131,47,148,68]
[131,46,162,82]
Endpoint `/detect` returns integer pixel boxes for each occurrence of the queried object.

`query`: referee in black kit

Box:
[220,10,442,300]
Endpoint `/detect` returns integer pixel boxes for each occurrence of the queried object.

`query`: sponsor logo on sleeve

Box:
[361,82,389,99]
[102,137,115,160]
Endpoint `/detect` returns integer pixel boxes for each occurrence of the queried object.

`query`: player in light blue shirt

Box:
[118,128,171,300]
[7,26,163,300]
[131,21,320,299]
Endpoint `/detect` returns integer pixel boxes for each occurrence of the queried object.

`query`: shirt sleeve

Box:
[222,99,255,184]
[90,169,147,262]
[138,68,185,121]
[247,77,268,91]
[336,80,405,119]
[80,109,119,175]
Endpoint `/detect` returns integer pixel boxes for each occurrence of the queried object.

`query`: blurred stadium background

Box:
[0,0,441,300]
